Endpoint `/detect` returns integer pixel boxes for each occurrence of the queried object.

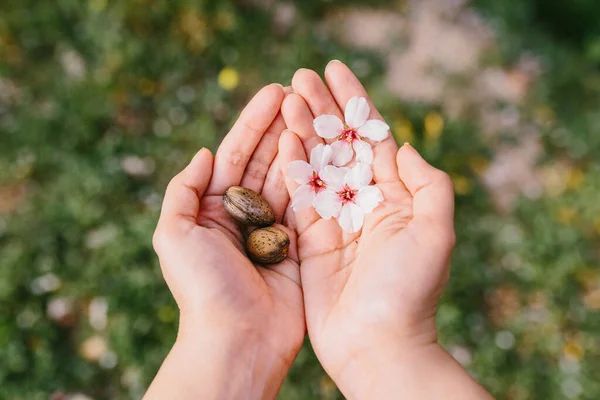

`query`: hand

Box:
[146,84,305,400]
[279,62,491,399]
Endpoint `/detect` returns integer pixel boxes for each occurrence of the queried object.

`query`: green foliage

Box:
[1,0,599,399]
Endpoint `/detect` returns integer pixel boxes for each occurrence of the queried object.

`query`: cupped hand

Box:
[278,63,457,395]
[151,84,305,398]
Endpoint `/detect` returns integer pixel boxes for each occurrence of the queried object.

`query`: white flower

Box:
[313,97,390,166]
[288,144,348,211]
[313,163,384,233]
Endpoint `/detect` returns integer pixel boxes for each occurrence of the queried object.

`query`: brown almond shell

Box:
[246,227,290,265]
[222,186,276,227]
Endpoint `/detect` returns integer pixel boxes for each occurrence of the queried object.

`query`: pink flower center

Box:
[309,172,326,193]
[338,125,360,143]
[338,186,357,204]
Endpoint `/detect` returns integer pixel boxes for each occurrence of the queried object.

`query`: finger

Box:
[281,92,325,155]
[154,149,213,251]
[207,83,284,195]
[256,88,298,223]
[160,148,213,224]
[396,143,456,250]
[291,68,344,121]
[282,202,296,231]
[324,60,401,185]
[278,129,321,234]
[239,112,286,192]
[261,154,289,223]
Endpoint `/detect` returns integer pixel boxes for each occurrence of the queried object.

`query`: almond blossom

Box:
[313,97,390,166]
[313,163,383,233]
[288,144,348,212]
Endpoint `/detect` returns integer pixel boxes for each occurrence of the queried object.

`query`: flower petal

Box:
[313,190,342,220]
[291,185,316,211]
[320,165,348,192]
[314,115,344,139]
[288,160,314,184]
[330,140,354,167]
[338,203,364,233]
[344,97,370,129]
[355,185,384,214]
[345,163,373,190]
[310,143,333,172]
[358,119,390,142]
[353,139,374,165]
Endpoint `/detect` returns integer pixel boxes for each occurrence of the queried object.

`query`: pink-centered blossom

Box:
[288,144,348,212]
[313,163,384,233]
[313,97,390,166]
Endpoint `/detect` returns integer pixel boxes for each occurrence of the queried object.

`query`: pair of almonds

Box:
[223,186,289,265]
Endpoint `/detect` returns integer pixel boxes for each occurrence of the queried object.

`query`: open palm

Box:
[153,84,304,370]
[278,63,456,390]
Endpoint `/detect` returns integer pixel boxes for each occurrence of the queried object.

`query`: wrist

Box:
[332,331,437,399]
[325,315,438,395]
[173,314,294,400]
[333,340,491,400]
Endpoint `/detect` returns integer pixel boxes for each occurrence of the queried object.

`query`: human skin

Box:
[145,64,493,400]
[277,61,494,399]
[144,84,305,400]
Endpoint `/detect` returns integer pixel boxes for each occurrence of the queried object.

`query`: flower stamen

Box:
[338,186,357,204]
[309,171,327,193]
[338,127,360,143]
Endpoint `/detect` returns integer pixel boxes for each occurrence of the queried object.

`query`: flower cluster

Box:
[288,97,388,233]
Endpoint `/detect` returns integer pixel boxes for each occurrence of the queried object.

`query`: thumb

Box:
[396,143,455,250]
[154,149,214,252]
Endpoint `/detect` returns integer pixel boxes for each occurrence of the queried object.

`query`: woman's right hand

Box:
[279,61,492,399]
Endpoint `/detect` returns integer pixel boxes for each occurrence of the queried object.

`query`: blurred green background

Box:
[1,0,600,399]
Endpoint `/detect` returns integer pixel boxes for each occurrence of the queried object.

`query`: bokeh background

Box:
[1,0,600,398]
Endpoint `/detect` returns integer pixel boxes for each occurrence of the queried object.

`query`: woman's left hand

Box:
[145,84,305,400]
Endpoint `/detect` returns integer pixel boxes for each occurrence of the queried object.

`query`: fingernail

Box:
[401,142,423,159]
[327,59,342,67]
[191,147,206,162]
[400,141,413,152]
[284,89,295,97]
[273,83,284,89]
